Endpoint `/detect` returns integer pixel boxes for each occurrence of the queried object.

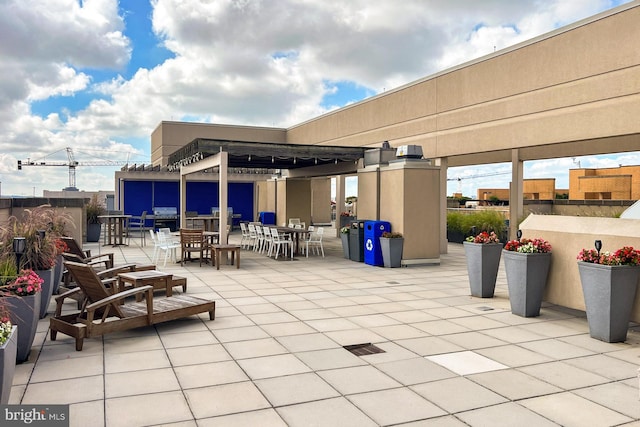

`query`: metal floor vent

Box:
[344,343,386,356]
[476,306,495,311]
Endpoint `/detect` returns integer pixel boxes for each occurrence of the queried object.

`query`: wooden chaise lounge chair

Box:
[60,236,114,268]
[50,261,215,351]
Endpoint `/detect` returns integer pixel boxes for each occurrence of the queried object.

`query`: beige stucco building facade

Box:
[150,2,640,253]
[143,2,640,317]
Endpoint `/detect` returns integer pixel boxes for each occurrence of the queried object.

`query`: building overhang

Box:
[167,138,367,172]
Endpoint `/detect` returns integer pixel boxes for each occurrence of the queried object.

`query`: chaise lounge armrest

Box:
[85,286,154,323]
[62,252,114,269]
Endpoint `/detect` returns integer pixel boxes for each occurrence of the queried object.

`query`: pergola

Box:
[177,139,368,243]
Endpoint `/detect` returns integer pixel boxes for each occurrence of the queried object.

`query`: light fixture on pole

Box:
[13,237,26,270]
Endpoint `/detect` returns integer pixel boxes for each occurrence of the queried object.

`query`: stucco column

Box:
[435,157,448,254]
[510,149,524,239]
[219,152,228,244]
[180,173,187,229]
[335,175,346,236]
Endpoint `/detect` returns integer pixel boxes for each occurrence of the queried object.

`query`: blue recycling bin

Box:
[364,221,391,266]
[259,211,275,225]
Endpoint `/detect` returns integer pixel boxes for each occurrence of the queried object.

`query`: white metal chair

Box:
[288,218,301,228]
[269,227,293,259]
[148,229,162,263]
[305,227,325,257]
[239,223,251,249]
[156,228,180,266]
[247,223,258,250]
[262,226,273,255]
[254,225,265,252]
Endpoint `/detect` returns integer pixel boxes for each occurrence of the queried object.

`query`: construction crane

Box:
[447,170,511,194]
[17,147,129,191]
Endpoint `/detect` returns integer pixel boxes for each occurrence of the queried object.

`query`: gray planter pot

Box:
[578,262,640,343]
[87,222,101,242]
[0,326,17,404]
[380,237,403,268]
[340,233,350,259]
[52,255,64,295]
[35,268,54,319]
[463,242,502,298]
[504,251,551,317]
[339,216,355,229]
[7,294,40,363]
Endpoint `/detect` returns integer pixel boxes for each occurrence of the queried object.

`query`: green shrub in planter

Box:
[447,210,507,243]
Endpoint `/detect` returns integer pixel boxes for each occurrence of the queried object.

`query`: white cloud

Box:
[0,0,634,196]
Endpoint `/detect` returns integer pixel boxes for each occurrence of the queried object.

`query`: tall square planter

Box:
[0,326,17,404]
[578,262,640,343]
[340,233,350,259]
[7,294,40,363]
[380,237,403,268]
[503,251,551,317]
[35,268,54,319]
[463,242,502,298]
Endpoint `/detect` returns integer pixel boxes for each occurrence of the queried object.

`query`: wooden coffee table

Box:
[118,270,175,301]
[211,244,241,270]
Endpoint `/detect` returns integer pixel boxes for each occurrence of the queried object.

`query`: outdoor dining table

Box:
[275,226,310,256]
[98,214,132,246]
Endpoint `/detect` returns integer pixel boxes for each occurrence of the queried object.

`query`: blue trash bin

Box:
[364,221,391,266]
[259,212,275,225]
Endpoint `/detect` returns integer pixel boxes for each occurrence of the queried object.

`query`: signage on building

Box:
[168,152,204,172]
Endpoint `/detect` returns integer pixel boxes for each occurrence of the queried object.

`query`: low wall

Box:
[0,198,85,244]
[519,214,640,322]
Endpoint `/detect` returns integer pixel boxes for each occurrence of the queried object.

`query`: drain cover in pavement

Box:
[343,343,386,356]
[476,306,495,311]
[387,281,399,284]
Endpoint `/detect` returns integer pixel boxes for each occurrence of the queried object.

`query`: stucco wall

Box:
[285,179,312,227]
[519,214,640,322]
[286,5,640,166]
[356,167,379,222]
[379,161,441,261]
[310,178,331,224]
[152,122,287,167]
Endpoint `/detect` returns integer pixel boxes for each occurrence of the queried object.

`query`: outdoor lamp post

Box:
[13,237,26,270]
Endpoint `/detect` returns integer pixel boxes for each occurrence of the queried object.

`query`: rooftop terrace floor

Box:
[10,230,640,426]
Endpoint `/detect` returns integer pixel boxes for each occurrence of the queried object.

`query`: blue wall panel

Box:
[123,181,152,215]
[123,179,254,225]
[186,182,218,214]
[154,181,180,208]
[229,183,254,222]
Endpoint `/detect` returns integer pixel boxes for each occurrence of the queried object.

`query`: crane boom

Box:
[17,147,129,190]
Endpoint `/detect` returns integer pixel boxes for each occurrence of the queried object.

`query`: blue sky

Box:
[0,0,636,197]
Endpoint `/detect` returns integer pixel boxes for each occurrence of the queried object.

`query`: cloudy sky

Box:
[0,0,636,198]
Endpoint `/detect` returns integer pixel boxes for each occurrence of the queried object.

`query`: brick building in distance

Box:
[477,165,640,202]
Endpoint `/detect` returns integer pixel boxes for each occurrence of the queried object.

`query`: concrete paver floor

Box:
[10,230,640,426]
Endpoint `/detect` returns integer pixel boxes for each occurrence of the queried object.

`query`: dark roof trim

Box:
[168,139,366,171]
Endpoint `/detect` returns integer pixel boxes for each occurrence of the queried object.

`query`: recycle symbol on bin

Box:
[365,239,373,251]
